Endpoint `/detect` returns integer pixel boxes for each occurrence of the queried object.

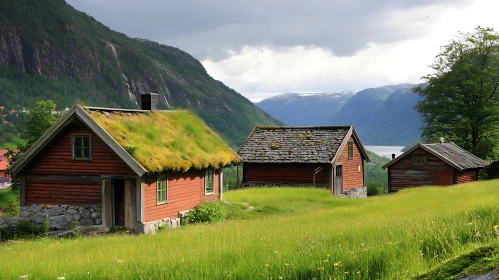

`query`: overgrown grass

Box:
[0,188,19,216]
[88,109,240,172]
[1,181,499,279]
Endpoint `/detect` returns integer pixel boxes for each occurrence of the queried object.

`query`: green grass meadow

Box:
[1,181,499,279]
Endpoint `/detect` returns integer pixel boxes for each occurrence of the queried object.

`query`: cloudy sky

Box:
[67,0,499,101]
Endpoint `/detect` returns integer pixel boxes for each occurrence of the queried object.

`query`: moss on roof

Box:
[88,109,240,172]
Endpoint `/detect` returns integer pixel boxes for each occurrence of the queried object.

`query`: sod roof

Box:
[238,126,369,164]
[86,108,240,172]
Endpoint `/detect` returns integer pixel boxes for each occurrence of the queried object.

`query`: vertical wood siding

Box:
[388,147,454,192]
[24,118,135,205]
[144,169,220,222]
[243,163,330,184]
[336,137,364,190]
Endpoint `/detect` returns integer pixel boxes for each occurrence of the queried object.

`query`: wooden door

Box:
[432,171,453,186]
[113,179,125,226]
[334,165,343,194]
[124,179,136,229]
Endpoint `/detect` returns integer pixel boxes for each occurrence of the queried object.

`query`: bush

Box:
[0,222,45,242]
[185,201,228,224]
[367,180,388,196]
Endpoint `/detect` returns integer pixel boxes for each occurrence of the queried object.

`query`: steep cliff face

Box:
[0,0,282,146]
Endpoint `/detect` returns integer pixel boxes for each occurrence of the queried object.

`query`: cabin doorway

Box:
[334,165,343,194]
[113,179,126,226]
[112,179,137,229]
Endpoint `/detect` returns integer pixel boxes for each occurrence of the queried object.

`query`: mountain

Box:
[256,84,423,146]
[0,0,283,147]
[255,91,354,126]
[355,86,423,145]
[332,85,398,126]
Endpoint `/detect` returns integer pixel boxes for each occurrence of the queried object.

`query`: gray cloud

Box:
[66,0,465,60]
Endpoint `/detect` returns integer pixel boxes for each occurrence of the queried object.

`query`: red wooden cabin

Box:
[238,126,370,197]
[382,143,487,192]
[10,94,240,233]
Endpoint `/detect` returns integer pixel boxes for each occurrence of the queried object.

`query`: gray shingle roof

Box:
[238,126,352,163]
[383,142,487,170]
[422,143,487,170]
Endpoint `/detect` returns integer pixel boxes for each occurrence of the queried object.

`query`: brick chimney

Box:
[140,93,159,110]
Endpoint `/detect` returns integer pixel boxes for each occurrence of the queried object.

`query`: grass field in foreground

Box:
[1,182,499,279]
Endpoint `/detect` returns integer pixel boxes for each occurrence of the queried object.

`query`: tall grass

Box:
[1,181,499,279]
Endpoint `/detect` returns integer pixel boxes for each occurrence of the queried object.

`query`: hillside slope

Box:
[358,87,423,145]
[255,91,354,126]
[1,183,499,278]
[0,0,282,146]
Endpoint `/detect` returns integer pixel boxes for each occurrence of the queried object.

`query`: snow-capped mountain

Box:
[255,84,423,146]
[255,91,355,126]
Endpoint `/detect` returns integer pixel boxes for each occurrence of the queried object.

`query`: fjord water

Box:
[365,145,404,159]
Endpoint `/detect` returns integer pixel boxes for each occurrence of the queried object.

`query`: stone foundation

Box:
[137,210,191,234]
[337,186,367,198]
[20,204,102,230]
[137,217,180,234]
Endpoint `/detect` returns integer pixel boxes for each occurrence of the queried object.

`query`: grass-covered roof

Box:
[87,109,240,172]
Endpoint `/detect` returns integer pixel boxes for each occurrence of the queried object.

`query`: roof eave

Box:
[10,105,148,177]
[330,125,370,164]
[382,143,421,169]
[76,106,147,176]
[10,105,79,176]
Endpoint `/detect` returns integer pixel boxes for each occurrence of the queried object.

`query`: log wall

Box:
[388,147,454,192]
[243,163,330,184]
[454,169,478,184]
[24,118,135,205]
[143,169,220,222]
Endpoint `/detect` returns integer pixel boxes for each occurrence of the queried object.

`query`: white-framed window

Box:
[72,135,91,160]
[157,174,168,204]
[205,169,215,194]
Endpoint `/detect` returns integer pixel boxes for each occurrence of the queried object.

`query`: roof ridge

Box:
[84,106,187,113]
[255,125,352,129]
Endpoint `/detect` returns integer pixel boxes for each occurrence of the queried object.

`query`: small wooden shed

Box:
[238,126,370,196]
[10,97,240,233]
[383,143,487,192]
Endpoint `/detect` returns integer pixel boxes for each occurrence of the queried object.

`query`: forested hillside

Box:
[0,0,283,147]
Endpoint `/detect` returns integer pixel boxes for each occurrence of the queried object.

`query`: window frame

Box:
[347,141,353,159]
[72,135,92,161]
[412,154,427,165]
[204,169,215,195]
[157,174,168,205]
